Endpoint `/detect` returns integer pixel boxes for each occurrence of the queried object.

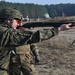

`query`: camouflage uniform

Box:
[9,43,40,75]
[16,44,39,75]
[30,44,40,64]
[9,27,40,75]
[0,7,59,75]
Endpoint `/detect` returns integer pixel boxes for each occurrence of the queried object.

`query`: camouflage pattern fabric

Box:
[0,22,59,75]
[0,70,8,75]
[30,44,40,64]
[9,44,38,75]
[16,44,38,75]
[0,7,23,20]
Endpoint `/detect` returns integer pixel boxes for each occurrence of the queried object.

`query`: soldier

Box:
[9,43,40,75]
[0,7,72,75]
[9,27,40,75]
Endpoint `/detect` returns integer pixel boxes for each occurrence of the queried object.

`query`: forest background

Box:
[0,1,75,19]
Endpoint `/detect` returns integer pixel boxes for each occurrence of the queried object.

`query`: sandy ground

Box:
[34,27,75,75]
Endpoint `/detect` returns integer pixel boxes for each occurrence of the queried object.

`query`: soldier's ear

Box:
[5,19,11,25]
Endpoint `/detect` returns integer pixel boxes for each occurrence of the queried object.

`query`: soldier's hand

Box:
[58,23,72,31]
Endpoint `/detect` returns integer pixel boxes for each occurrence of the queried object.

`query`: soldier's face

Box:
[12,19,22,29]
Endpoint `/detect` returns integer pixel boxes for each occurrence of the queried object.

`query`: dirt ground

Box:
[34,27,75,75]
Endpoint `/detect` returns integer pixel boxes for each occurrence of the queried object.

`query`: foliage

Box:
[0,1,75,18]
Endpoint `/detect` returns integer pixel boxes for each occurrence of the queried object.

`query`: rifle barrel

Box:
[23,21,75,28]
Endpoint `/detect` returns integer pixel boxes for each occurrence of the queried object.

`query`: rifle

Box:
[22,16,75,28]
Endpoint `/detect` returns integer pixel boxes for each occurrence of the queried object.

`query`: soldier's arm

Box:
[30,43,40,64]
[0,23,71,47]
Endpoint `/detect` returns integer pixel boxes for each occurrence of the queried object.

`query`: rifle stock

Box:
[23,16,75,28]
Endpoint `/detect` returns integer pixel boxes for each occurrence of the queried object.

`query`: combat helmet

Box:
[0,7,23,20]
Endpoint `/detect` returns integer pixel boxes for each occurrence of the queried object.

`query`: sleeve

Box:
[30,43,40,63]
[0,27,59,47]
[0,28,32,47]
[30,43,39,55]
[30,27,59,43]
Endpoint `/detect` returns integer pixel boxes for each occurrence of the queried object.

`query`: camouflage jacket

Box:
[0,22,59,68]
